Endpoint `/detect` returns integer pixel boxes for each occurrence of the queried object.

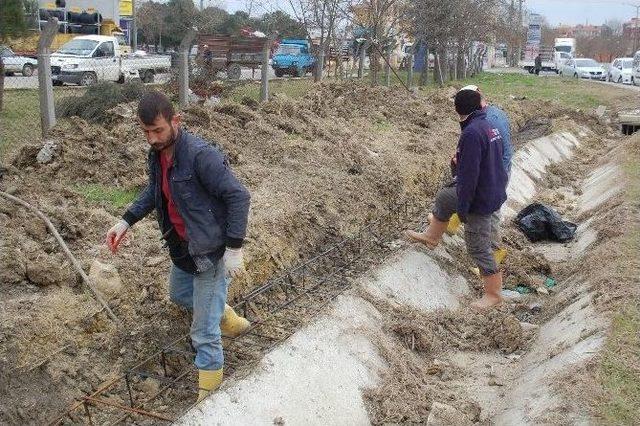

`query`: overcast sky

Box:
[217,0,638,27]
[520,0,637,26]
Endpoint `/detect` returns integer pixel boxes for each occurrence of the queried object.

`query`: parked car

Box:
[559,58,605,80]
[50,35,170,86]
[633,51,640,86]
[607,57,633,84]
[0,45,38,77]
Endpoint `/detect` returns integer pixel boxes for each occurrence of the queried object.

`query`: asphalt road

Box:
[3,67,277,90]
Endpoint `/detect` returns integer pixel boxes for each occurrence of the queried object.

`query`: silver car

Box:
[1,46,38,77]
[559,58,606,80]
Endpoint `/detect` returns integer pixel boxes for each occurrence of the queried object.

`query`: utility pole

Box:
[518,0,523,64]
[131,0,137,51]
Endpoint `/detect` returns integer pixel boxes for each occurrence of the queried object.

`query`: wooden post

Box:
[37,18,59,137]
[178,29,196,108]
[260,38,271,102]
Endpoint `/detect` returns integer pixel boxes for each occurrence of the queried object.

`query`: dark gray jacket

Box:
[123,130,250,256]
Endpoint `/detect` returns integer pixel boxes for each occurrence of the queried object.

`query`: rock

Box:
[519,322,540,332]
[88,260,122,299]
[273,416,285,425]
[145,255,165,267]
[36,139,58,164]
[138,378,160,395]
[427,402,471,426]
[26,253,74,286]
[0,245,26,284]
[501,289,522,300]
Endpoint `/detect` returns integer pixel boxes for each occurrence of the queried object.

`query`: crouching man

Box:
[405,89,508,309]
[105,91,251,401]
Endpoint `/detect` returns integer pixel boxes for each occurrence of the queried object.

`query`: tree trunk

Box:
[370,44,379,86]
[456,44,465,80]
[315,47,325,82]
[0,58,4,112]
[435,51,444,86]
[419,48,429,86]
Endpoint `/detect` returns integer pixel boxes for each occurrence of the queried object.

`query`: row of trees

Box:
[137,0,306,50]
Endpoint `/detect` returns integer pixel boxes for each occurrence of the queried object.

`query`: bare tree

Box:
[288,0,349,81]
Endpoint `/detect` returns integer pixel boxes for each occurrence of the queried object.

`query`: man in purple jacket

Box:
[406,89,508,309]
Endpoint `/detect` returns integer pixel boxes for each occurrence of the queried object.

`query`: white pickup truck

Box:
[50,35,171,86]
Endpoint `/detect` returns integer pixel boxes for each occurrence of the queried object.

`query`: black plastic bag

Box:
[515,203,577,243]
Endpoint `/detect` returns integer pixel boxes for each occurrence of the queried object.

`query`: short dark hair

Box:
[454,89,482,116]
[137,91,175,125]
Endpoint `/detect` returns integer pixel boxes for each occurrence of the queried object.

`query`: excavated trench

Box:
[176,127,624,425]
[2,84,631,425]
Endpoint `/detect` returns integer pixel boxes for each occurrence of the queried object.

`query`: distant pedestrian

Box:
[534,54,542,75]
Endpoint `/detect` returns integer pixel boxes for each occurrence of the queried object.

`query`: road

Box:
[486,66,640,92]
[3,67,277,90]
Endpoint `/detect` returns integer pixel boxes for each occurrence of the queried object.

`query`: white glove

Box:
[223,248,244,279]
[106,219,129,254]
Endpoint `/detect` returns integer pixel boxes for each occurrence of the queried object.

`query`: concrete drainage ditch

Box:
[177,129,619,425]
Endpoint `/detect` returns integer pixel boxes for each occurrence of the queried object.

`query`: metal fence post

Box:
[37,18,58,137]
[260,38,271,102]
[358,42,366,79]
[178,29,196,109]
[407,54,414,90]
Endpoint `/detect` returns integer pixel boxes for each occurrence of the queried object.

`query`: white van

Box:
[633,51,640,86]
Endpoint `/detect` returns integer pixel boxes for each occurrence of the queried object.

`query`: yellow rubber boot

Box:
[446,213,462,235]
[471,248,508,276]
[220,304,250,338]
[197,368,223,402]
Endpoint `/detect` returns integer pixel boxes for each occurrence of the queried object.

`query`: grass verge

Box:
[1,89,40,160]
[461,72,626,110]
[596,138,640,424]
[75,183,138,210]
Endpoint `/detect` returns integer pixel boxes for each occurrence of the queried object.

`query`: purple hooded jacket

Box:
[456,109,508,217]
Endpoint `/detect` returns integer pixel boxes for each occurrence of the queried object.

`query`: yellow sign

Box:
[120,0,132,16]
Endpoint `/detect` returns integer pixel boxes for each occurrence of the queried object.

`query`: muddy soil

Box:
[0,81,580,424]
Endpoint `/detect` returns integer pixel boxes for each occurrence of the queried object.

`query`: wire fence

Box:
[1,18,422,161]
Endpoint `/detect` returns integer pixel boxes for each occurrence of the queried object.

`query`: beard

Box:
[150,127,177,151]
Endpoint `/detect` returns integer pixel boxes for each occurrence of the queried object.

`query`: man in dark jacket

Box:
[105,91,251,401]
[534,54,542,75]
[406,89,508,309]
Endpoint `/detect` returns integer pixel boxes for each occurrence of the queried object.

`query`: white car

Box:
[607,57,633,84]
[559,58,605,80]
[1,46,37,77]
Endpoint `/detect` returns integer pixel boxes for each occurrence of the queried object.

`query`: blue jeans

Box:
[169,260,228,370]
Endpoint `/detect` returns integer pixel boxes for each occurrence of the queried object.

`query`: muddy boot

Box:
[471,271,503,310]
[197,368,223,403]
[405,216,449,249]
[220,304,250,338]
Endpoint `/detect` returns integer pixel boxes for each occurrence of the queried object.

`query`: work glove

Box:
[223,247,244,279]
[106,219,129,254]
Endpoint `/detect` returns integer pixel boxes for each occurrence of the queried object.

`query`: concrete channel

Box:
[176,130,619,425]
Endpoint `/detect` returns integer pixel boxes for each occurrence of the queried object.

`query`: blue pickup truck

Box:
[271,39,316,77]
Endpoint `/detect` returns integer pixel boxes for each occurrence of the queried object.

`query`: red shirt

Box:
[160,152,187,240]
